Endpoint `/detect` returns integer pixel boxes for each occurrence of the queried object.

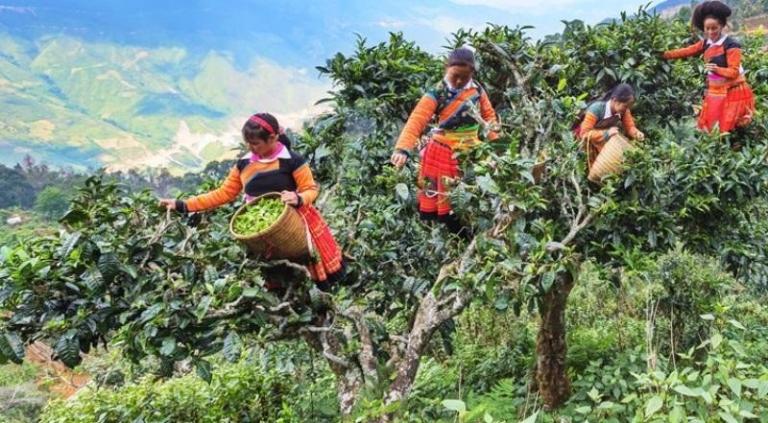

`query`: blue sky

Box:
[0,0,656,68]
[0,0,660,133]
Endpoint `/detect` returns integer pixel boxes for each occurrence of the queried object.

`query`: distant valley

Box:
[0,32,328,173]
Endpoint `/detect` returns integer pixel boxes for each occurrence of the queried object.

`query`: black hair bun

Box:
[692,1,732,31]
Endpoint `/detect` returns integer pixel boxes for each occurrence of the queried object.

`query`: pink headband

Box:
[248,114,275,134]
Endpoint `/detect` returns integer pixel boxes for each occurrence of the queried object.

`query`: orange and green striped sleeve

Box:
[394,94,438,152]
[622,109,640,139]
[479,90,499,140]
[179,166,243,212]
[293,163,319,206]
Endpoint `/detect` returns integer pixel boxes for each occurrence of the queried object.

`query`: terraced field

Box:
[0,33,328,173]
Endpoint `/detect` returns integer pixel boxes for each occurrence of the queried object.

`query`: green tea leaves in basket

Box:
[232,198,285,235]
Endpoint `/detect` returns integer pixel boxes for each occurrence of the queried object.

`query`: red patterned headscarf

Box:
[248,114,276,134]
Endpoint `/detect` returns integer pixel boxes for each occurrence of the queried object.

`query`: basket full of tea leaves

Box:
[229,193,310,260]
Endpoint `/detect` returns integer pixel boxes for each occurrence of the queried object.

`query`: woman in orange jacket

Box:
[160,113,344,291]
[391,47,498,237]
[575,84,645,172]
[662,1,755,134]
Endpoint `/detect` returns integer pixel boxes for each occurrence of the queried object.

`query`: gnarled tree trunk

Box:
[385,292,441,406]
[535,271,575,409]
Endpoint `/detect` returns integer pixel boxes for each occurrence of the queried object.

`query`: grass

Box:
[0,363,48,423]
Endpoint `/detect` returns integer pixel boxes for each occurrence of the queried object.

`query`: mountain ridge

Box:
[0,30,329,173]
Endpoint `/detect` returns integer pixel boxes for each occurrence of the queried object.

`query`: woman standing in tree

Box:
[576,83,645,172]
[159,113,345,291]
[390,47,498,237]
[662,0,755,134]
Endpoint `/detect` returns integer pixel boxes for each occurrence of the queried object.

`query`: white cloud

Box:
[421,15,470,34]
[449,0,578,11]
[376,19,408,29]
[408,9,490,37]
[0,5,35,14]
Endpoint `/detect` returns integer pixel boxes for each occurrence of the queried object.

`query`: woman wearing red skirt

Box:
[390,48,498,238]
[160,113,344,291]
[663,1,755,134]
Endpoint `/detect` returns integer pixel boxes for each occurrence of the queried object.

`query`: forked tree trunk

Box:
[303,327,364,416]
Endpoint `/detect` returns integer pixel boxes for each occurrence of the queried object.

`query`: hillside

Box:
[654,0,768,23]
[0,31,328,173]
[2,0,764,174]
[653,0,693,18]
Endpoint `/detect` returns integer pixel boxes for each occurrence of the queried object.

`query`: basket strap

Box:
[297,210,315,257]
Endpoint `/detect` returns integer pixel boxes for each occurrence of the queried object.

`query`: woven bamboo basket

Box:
[588,134,633,183]
[229,192,310,260]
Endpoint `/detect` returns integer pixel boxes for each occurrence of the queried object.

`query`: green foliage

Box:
[397,308,535,421]
[232,197,285,236]
[565,264,646,372]
[586,127,768,269]
[552,318,768,423]
[34,186,71,221]
[555,10,699,121]
[317,32,442,121]
[462,378,529,423]
[0,208,58,247]
[0,362,38,387]
[451,308,535,393]
[645,248,736,355]
[0,173,299,370]
[0,385,48,423]
[0,362,46,423]
[0,165,35,209]
[716,198,768,290]
[39,358,296,423]
[433,273,768,423]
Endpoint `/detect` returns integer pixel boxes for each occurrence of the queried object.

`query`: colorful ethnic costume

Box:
[395,80,498,225]
[576,100,641,171]
[176,143,344,286]
[663,35,755,133]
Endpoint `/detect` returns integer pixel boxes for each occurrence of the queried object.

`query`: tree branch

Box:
[262,259,312,279]
[140,208,174,268]
[346,307,378,380]
[546,174,594,252]
[437,292,458,310]
[532,118,555,159]
[317,172,343,210]
[269,302,294,314]
[436,290,472,323]
[323,350,351,368]
[320,331,350,368]
[304,325,335,333]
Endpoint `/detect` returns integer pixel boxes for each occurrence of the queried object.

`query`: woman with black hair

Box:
[391,47,498,237]
[663,0,755,134]
[576,83,645,172]
[159,113,345,291]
